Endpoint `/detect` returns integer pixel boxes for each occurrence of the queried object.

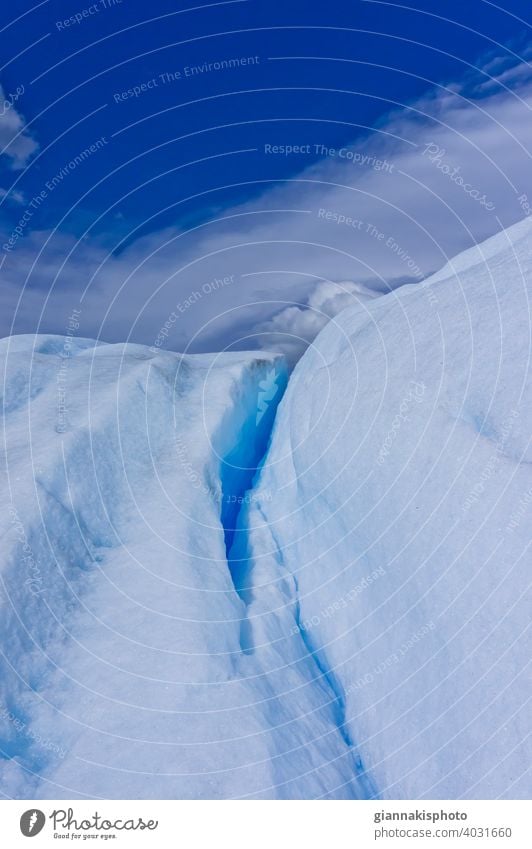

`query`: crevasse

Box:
[0,337,370,800]
[215,355,376,798]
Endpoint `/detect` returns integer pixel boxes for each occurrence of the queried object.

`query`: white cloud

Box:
[2,51,532,359]
[469,45,532,94]
[252,281,380,363]
[0,187,25,204]
[0,84,38,169]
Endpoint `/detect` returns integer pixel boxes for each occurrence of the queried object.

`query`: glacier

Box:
[0,336,368,799]
[239,216,532,799]
[1,216,531,799]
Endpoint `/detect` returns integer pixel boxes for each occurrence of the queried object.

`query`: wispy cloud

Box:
[0,187,25,205]
[250,280,380,364]
[2,52,532,358]
[0,84,38,170]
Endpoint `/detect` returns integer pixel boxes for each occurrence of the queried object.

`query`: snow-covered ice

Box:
[0,337,366,799]
[1,216,532,800]
[240,216,532,799]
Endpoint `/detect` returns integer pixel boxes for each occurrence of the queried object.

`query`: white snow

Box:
[1,216,531,800]
[0,337,365,799]
[239,216,532,799]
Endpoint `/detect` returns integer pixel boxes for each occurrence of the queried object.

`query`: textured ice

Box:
[0,337,366,799]
[240,217,532,799]
[1,216,531,801]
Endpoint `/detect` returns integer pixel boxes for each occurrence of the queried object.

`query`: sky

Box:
[1,0,532,360]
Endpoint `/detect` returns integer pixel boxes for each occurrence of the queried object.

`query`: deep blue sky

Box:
[2,0,531,240]
[1,1,532,352]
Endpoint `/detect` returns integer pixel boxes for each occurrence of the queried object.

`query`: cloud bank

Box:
[2,50,532,360]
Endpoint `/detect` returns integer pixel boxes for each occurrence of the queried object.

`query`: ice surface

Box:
[0,337,365,799]
[240,216,532,799]
[1,216,531,801]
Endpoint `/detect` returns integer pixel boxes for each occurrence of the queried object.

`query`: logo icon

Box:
[256,368,280,424]
[20,810,45,837]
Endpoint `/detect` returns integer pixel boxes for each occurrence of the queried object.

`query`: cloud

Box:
[251,280,380,364]
[468,45,532,94]
[0,85,38,170]
[2,50,532,360]
[0,187,25,204]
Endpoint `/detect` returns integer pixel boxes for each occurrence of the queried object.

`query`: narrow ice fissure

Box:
[291,572,378,799]
[216,361,378,799]
[218,364,287,601]
[221,421,279,653]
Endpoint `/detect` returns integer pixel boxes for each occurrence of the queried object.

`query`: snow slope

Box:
[1,216,531,801]
[239,217,532,799]
[0,336,368,799]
